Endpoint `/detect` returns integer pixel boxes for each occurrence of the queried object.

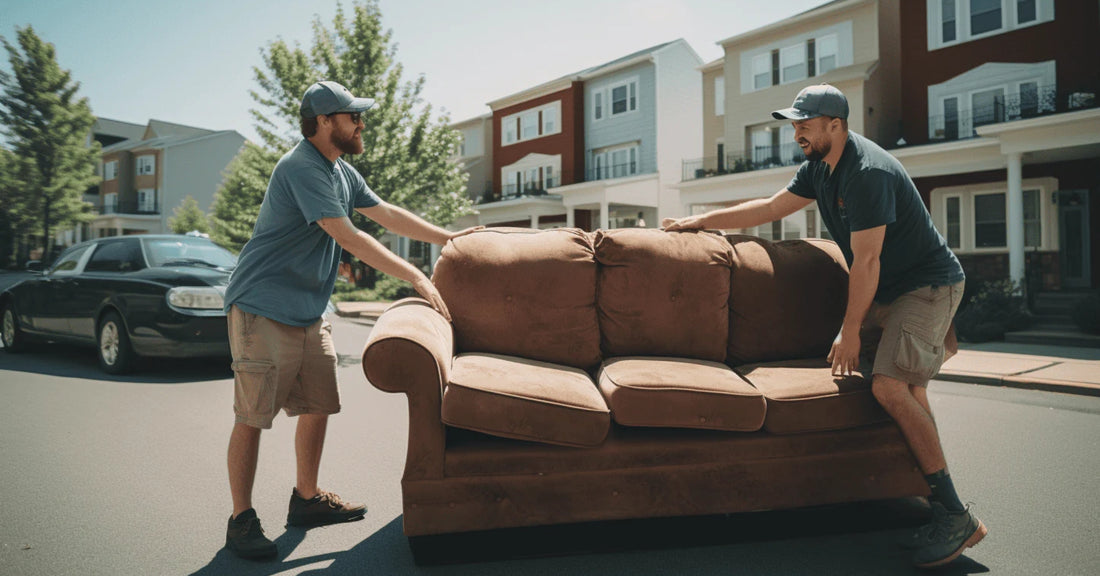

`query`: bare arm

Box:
[828,225,885,376]
[662,189,814,231]
[356,202,480,245]
[317,215,451,321]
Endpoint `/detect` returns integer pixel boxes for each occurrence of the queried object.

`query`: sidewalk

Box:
[334,300,1100,397]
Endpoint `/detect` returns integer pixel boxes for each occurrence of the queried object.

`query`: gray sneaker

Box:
[912,502,988,569]
[897,521,935,550]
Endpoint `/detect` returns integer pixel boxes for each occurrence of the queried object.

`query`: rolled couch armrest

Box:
[361,297,453,481]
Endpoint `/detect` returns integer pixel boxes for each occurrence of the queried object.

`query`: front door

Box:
[1058,190,1091,289]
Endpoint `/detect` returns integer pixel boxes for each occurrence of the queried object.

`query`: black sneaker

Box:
[286,488,366,527]
[225,508,277,560]
[897,520,935,550]
[912,502,988,569]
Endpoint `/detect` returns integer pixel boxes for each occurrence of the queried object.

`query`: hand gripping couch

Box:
[361,228,932,539]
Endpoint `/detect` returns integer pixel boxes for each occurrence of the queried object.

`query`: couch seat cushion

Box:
[432,228,601,371]
[734,358,890,434]
[595,229,733,362]
[598,357,765,431]
[443,353,610,448]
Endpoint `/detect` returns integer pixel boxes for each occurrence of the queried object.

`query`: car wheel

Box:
[97,310,137,374]
[1,299,29,353]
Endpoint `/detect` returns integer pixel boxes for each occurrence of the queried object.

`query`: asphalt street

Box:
[2,315,1100,576]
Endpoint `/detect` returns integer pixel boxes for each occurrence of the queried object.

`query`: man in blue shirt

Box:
[664,84,984,569]
[221,81,475,560]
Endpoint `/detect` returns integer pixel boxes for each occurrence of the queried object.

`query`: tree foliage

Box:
[211,0,472,248]
[0,26,99,262]
[168,194,211,235]
[210,142,280,252]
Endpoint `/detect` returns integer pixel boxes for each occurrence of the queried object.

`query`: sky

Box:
[2,0,827,143]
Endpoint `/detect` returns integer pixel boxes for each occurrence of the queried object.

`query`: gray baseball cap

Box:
[299,81,376,118]
[772,84,849,120]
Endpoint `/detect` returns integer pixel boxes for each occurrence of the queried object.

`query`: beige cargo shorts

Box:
[227,305,340,429]
[863,281,965,387]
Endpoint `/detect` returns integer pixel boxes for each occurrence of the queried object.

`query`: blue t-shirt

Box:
[224,139,380,326]
[787,132,964,303]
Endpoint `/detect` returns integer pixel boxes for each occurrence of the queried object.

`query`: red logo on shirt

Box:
[837,196,845,209]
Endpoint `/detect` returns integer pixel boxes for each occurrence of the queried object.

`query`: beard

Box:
[801,138,830,162]
[331,126,364,155]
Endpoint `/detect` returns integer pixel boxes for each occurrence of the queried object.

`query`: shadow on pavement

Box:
[0,341,231,383]
[187,500,991,575]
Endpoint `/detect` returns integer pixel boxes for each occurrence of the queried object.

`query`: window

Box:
[1023,189,1040,247]
[521,112,538,140]
[714,76,725,116]
[138,189,157,213]
[942,0,957,43]
[945,196,962,249]
[751,128,774,166]
[49,245,91,275]
[974,192,1006,248]
[542,106,558,134]
[816,35,838,75]
[942,97,959,140]
[86,239,146,273]
[1016,0,1036,23]
[594,92,603,120]
[501,102,561,145]
[104,160,118,181]
[610,80,637,116]
[972,87,1005,128]
[1018,81,1039,117]
[752,54,770,90]
[970,0,1003,36]
[592,144,639,180]
[136,155,155,176]
[104,193,118,214]
[780,44,806,84]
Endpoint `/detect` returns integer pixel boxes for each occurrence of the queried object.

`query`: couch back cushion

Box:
[595,229,733,362]
[726,235,849,365]
[432,228,601,371]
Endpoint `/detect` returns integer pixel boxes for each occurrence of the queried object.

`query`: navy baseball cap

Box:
[299,81,376,118]
[772,84,849,120]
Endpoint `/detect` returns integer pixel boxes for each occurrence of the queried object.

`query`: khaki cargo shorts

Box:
[863,281,965,388]
[228,305,340,429]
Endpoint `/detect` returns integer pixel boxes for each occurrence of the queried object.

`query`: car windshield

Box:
[143,237,237,270]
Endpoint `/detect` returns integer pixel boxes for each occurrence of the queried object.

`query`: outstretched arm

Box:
[662,189,813,231]
[317,215,451,321]
[356,202,481,245]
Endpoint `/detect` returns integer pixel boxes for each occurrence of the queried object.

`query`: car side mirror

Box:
[25,260,43,273]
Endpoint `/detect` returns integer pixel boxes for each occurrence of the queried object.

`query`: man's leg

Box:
[228,423,262,517]
[294,413,328,499]
[871,375,945,474]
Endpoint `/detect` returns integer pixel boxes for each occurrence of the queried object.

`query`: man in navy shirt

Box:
[221,81,476,559]
[664,84,984,569]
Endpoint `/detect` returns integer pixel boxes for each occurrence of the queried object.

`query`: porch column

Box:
[530,214,539,229]
[566,208,575,228]
[1006,152,1025,284]
[600,200,610,230]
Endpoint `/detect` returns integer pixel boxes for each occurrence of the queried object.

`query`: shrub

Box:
[329,275,416,302]
[954,278,1032,342]
[1072,291,1100,335]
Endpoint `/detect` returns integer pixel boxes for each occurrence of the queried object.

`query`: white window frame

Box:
[943,193,964,250]
[501,101,562,146]
[927,61,1056,140]
[940,0,959,46]
[592,142,640,180]
[104,160,118,181]
[815,34,839,76]
[137,188,157,212]
[714,75,725,117]
[927,0,1054,51]
[968,0,1005,39]
[607,78,639,118]
[593,92,603,121]
[971,189,1009,250]
[929,178,1057,254]
[752,53,771,91]
[104,192,118,214]
[780,43,807,84]
[136,154,155,176]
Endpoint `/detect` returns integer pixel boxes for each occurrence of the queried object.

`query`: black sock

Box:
[925,469,965,512]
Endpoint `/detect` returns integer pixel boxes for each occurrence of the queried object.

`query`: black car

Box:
[1,234,236,374]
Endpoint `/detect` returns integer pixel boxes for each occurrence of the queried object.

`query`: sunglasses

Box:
[328,112,362,124]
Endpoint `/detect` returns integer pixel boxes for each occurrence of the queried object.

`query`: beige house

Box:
[678,0,902,241]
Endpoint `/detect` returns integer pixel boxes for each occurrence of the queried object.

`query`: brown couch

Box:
[361,227,930,539]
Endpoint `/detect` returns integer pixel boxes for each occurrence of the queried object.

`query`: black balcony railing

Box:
[928,85,1096,143]
[476,162,657,204]
[99,200,160,215]
[478,177,560,204]
[682,144,804,182]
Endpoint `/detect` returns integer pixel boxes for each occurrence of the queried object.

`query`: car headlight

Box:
[167,286,225,310]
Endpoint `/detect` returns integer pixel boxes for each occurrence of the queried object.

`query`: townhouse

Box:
[453,39,702,232]
[680,0,1099,292]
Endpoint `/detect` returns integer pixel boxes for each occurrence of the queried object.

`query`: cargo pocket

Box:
[894,323,942,380]
[232,360,277,418]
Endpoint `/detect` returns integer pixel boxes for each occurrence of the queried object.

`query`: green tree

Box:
[211,0,472,259]
[167,194,211,235]
[210,142,280,252]
[0,26,99,262]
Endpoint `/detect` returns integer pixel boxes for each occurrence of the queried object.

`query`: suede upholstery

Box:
[443,353,610,448]
[363,231,929,538]
[735,358,891,435]
[598,357,765,431]
[432,228,602,371]
[726,235,849,365]
[595,229,732,362]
